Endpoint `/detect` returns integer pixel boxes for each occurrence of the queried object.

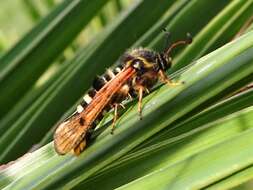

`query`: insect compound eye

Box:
[157,53,169,71]
[132,59,144,70]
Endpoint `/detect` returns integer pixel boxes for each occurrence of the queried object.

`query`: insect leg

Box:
[128,93,133,100]
[158,70,184,86]
[111,103,119,134]
[119,103,125,109]
[138,86,144,120]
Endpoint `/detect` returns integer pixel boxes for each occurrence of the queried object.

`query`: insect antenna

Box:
[164,32,192,56]
[162,28,171,51]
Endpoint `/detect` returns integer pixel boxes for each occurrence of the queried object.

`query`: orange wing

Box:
[53,116,88,155]
[54,67,136,155]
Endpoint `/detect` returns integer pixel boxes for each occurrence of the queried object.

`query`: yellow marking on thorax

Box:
[137,57,154,69]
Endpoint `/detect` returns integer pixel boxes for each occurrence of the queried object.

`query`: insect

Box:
[54,31,192,155]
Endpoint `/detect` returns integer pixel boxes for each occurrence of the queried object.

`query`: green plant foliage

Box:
[0,0,108,117]
[0,0,253,189]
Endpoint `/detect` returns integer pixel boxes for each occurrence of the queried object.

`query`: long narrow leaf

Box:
[119,107,253,190]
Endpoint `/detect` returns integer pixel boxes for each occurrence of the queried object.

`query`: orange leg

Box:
[158,70,184,86]
[111,104,119,134]
[138,87,144,120]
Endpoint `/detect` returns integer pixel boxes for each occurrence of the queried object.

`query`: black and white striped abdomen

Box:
[74,65,124,118]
